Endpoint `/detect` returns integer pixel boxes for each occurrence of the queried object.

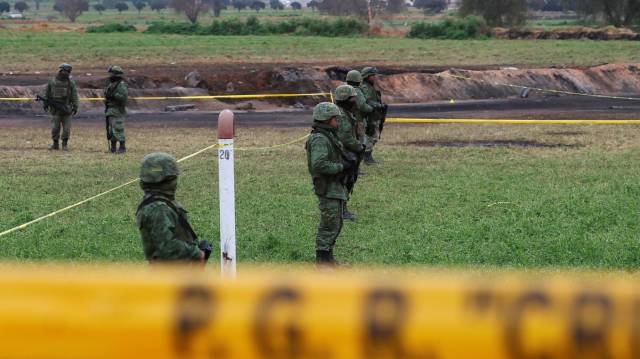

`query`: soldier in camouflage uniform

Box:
[334,85,365,221]
[137,152,211,263]
[306,102,354,265]
[345,70,373,150]
[360,67,387,165]
[104,66,129,153]
[43,63,79,151]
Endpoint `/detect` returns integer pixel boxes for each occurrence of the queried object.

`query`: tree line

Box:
[1,0,638,28]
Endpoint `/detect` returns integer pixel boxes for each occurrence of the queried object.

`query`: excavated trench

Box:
[1,63,639,114]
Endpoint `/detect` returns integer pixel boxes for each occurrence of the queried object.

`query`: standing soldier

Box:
[360,67,387,165]
[306,102,354,265]
[334,85,365,221]
[104,66,128,153]
[42,63,78,151]
[136,152,213,263]
[345,70,373,151]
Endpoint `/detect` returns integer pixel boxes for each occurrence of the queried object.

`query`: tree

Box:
[414,0,446,13]
[307,0,317,10]
[527,0,544,10]
[574,0,640,27]
[54,0,88,21]
[150,0,168,11]
[290,1,300,9]
[0,1,11,12]
[318,0,367,17]
[133,0,146,12]
[206,0,224,16]
[14,1,29,12]
[460,0,527,26]
[169,0,206,23]
[115,1,129,12]
[232,0,248,10]
[386,0,405,13]
[250,0,264,11]
[94,3,106,12]
[269,0,283,9]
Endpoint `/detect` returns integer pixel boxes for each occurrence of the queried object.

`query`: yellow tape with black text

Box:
[1,266,639,359]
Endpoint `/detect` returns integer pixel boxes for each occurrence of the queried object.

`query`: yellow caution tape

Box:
[1,266,639,359]
[0,134,310,239]
[387,118,640,125]
[443,72,640,102]
[0,92,331,101]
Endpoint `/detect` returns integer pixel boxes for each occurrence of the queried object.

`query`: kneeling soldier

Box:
[137,152,212,263]
[306,102,354,265]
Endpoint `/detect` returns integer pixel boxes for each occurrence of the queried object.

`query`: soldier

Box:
[360,67,388,165]
[136,152,212,263]
[42,63,78,151]
[306,102,354,265]
[334,85,365,221]
[345,70,373,150]
[104,66,129,153]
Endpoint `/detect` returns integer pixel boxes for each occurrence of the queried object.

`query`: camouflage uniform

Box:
[345,70,373,147]
[43,63,78,151]
[335,85,365,221]
[105,66,129,153]
[306,102,349,265]
[360,66,386,164]
[136,152,204,262]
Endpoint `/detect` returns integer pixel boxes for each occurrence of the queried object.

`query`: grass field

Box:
[2,122,640,268]
[2,30,639,71]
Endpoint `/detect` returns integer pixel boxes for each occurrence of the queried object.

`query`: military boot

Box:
[49,140,59,150]
[117,141,126,154]
[110,140,117,153]
[342,203,357,222]
[328,249,341,266]
[316,250,334,266]
[364,151,378,165]
[61,140,68,151]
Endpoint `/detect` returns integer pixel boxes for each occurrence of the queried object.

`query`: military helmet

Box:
[345,70,362,84]
[108,65,124,75]
[334,85,357,101]
[140,152,179,184]
[361,67,379,79]
[58,63,72,72]
[313,102,341,122]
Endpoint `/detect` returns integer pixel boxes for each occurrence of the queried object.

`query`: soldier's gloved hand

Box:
[72,108,78,116]
[341,159,354,171]
[43,104,50,112]
[358,144,366,153]
[198,240,213,261]
[382,104,388,111]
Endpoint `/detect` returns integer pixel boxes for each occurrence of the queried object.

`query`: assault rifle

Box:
[341,150,360,194]
[35,95,71,115]
[378,103,388,139]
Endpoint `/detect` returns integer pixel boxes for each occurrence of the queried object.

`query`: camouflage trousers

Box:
[51,114,71,141]
[365,119,380,152]
[108,116,126,142]
[315,196,344,251]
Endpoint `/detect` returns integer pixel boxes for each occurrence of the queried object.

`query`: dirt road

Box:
[2,96,638,129]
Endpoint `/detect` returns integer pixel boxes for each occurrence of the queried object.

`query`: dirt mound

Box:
[2,63,639,114]
[494,26,640,40]
[380,63,640,102]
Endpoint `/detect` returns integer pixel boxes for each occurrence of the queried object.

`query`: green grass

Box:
[2,31,639,71]
[2,123,640,268]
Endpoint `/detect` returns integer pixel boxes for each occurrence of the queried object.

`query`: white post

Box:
[217,110,236,278]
